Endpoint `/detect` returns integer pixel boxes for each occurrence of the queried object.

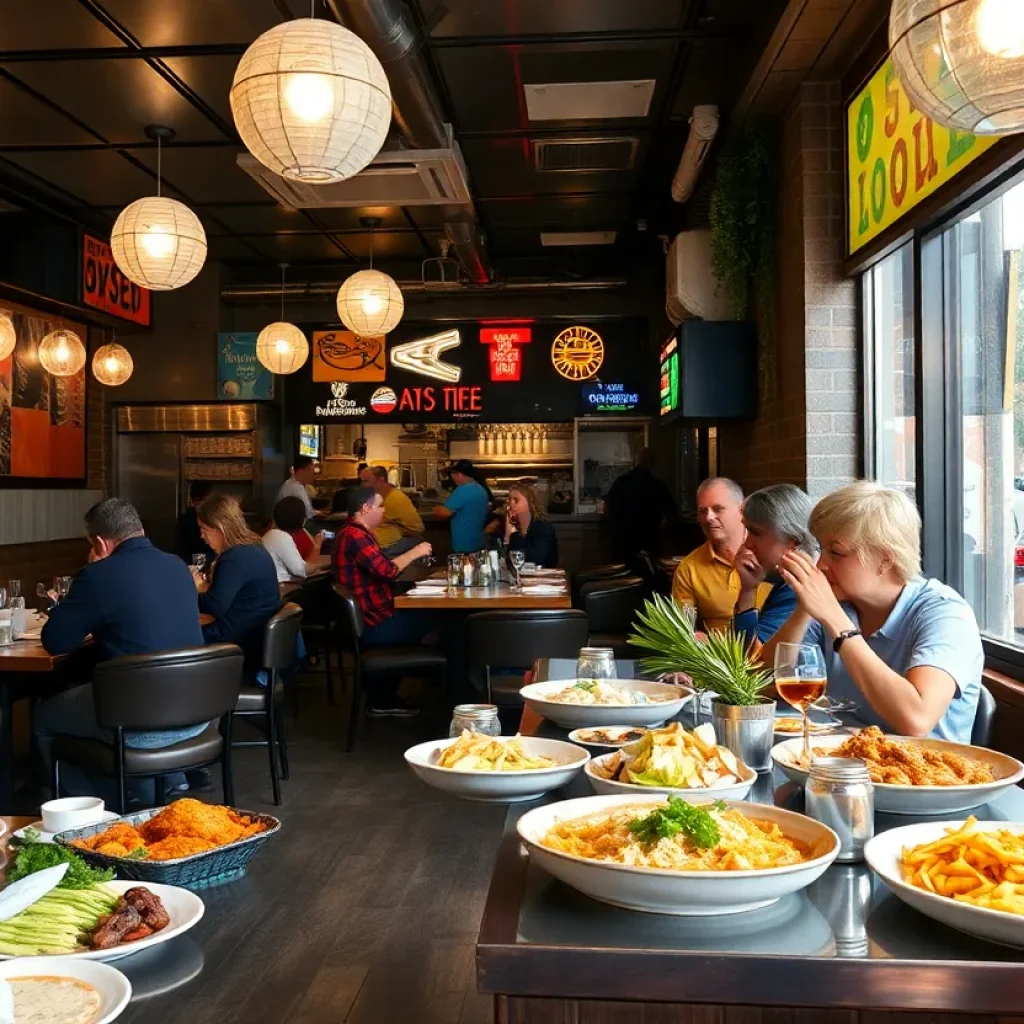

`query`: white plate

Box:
[567,726,649,750]
[0,881,205,963]
[0,957,131,1024]
[585,751,757,801]
[865,821,1024,948]
[771,734,1024,815]
[14,812,119,844]
[517,794,839,915]
[772,714,842,739]
[519,679,692,729]
[404,736,589,803]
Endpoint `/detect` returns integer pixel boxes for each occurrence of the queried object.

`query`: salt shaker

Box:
[805,757,874,862]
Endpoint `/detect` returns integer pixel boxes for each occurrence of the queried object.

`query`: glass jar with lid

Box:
[449,704,501,737]
[576,647,616,681]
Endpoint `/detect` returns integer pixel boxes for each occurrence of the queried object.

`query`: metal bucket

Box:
[711,697,777,771]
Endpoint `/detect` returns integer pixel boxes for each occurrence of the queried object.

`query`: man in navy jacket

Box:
[35,499,206,796]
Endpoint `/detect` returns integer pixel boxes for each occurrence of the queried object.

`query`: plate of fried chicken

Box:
[771,726,1024,815]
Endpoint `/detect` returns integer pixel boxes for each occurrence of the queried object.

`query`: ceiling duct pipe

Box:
[326,0,492,283]
[671,105,720,204]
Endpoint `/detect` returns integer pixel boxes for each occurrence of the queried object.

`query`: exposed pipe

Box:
[326,0,492,283]
[221,278,628,302]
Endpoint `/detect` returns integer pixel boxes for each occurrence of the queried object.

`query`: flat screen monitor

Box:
[298,424,319,459]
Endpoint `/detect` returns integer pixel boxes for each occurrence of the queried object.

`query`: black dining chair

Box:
[293,572,336,708]
[331,585,447,752]
[580,576,645,658]
[971,683,997,747]
[465,609,590,709]
[233,603,303,806]
[52,644,244,813]
[571,564,630,608]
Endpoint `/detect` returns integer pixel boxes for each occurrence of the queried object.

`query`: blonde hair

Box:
[510,482,546,522]
[197,494,260,550]
[809,480,921,582]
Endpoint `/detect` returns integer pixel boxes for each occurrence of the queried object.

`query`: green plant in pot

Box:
[629,595,777,769]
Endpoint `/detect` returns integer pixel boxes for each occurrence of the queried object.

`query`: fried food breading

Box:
[822,726,994,786]
[73,823,146,856]
[144,836,218,860]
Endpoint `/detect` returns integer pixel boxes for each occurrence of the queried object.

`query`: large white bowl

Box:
[519,679,692,729]
[0,957,131,1024]
[0,881,204,963]
[771,734,1024,815]
[517,793,839,915]
[866,821,1024,948]
[585,751,757,801]
[404,736,589,803]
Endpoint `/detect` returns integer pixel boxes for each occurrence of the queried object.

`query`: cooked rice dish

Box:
[547,679,675,706]
[540,803,810,871]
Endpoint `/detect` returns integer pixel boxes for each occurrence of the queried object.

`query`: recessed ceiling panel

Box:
[310,207,414,231]
[242,233,352,262]
[162,55,240,129]
[9,61,229,143]
[0,78,97,146]
[198,203,307,234]
[206,236,270,262]
[98,0,283,46]
[134,146,269,203]
[341,231,430,260]
[4,150,158,207]
[0,0,127,50]
[479,193,633,228]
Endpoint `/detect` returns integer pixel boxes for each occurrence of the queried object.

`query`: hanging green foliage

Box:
[709,123,778,335]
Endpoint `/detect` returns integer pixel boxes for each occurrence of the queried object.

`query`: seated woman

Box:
[761,481,982,743]
[733,483,816,650]
[505,482,558,568]
[263,496,324,582]
[195,495,281,677]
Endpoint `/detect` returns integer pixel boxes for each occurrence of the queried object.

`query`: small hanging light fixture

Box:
[111,125,207,290]
[92,334,134,386]
[0,312,16,362]
[230,1,392,184]
[256,264,309,375]
[336,217,404,337]
[39,326,86,378]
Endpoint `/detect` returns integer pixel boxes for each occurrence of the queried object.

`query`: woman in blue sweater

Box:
[195,494,280,675]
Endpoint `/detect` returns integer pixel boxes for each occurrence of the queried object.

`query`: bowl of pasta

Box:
[404,732,589,802]
[865,817,1024,948]
[517,793,840,915]
[518,679,691,729]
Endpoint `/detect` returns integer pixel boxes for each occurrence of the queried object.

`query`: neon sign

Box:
[583,381,640,413]
[551,325,604,380]
[390,328,462,383]
[480,326,531,381]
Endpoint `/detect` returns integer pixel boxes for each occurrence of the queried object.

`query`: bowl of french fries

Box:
[404,732,589,803]
[865,817,1024,948]
[585,722,757,801]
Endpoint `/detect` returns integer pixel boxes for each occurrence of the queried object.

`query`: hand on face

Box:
[779,549,846,627]
[735,546,766,593]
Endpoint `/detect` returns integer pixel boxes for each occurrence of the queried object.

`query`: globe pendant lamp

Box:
[890,0,1024,134]
[230,9,392,184]
[39,327,86,378]
[256,264,309,375]
[92,340,134,386]
[0,313,16,362]
[111,125,207,290]
[336,218,404,336]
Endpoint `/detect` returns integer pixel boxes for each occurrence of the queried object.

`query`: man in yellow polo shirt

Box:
[360,465,425,557]
[672,477,770,630]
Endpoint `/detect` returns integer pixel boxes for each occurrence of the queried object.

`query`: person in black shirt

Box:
[604,448,676,563]
[505,483,559,568]
[177,480,214,563]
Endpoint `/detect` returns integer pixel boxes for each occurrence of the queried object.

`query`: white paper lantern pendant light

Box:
[110,125,207,291]
[0,312,16,362]
[230,4,392,184]
[890,0,1024,134]
[39,326,86,378]
[92,335,134,387]
[336,217,405,337]
[256,264,310,375]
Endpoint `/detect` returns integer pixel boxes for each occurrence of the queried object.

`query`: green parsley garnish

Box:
[627,797,724,849]
[574,679,598,692]
[8,834,114,889]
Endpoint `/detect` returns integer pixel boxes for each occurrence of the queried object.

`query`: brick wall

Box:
[720,81,860,501]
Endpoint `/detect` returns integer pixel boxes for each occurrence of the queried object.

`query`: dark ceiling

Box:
[0,0,788,285]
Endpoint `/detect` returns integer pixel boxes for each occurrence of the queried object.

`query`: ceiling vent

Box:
[524,80,656,121]
[236,139,472,209]
[534,137,638,173]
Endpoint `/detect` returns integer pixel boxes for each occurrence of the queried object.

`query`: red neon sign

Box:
[480,327,531,382]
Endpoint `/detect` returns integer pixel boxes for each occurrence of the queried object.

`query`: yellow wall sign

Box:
[847,58,997,255]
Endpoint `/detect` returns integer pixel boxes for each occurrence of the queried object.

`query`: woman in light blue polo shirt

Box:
[760,481,982,744]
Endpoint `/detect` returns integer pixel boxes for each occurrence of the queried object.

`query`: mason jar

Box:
[805,757,874,862]
[576,647,617,682]
[449,704,501,738]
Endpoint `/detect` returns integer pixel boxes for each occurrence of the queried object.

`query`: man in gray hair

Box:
[733,483,816,648]
[673,477,768,631]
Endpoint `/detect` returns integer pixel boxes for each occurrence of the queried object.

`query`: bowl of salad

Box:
[519,678,691,729]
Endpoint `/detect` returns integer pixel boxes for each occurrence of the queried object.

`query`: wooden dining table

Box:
[393,570,571,610]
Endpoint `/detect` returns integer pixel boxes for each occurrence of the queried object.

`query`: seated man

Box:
[359,465,425,558]
[333,486,434,717]
[35,499,206,796]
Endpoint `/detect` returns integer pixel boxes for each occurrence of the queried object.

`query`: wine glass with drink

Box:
[773,642,828,762]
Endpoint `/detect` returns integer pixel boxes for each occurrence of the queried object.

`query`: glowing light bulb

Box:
[56,341,69,362]
[141,225,176,259]
[977,0,1024,57]
[362,293,382,315]
[105,357,118,373]
[284,72,334,123]
[275,338,289,354]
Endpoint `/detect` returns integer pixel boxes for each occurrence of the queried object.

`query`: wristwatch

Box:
[832,628,862,653]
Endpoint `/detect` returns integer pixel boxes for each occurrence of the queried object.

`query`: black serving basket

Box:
[54,806,281,890]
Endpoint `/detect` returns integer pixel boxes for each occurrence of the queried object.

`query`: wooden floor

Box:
[117,672,501,1024]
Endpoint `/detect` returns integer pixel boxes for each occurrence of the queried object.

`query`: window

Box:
[866,244,917,501]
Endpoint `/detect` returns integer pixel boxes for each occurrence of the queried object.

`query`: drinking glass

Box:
[8,580,21,602]
[509,549,526,587]
[447,554,462,588]
[191,554,207,573]
[54,576,72,600]
[774,642,828,761]
[0,586,10,610]
[576,647,616,682]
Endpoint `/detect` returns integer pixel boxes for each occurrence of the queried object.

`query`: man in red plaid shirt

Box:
[333,486,435,716]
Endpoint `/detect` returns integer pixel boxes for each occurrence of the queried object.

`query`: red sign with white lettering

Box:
[480,327,531,382]
[82,233,151,326]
